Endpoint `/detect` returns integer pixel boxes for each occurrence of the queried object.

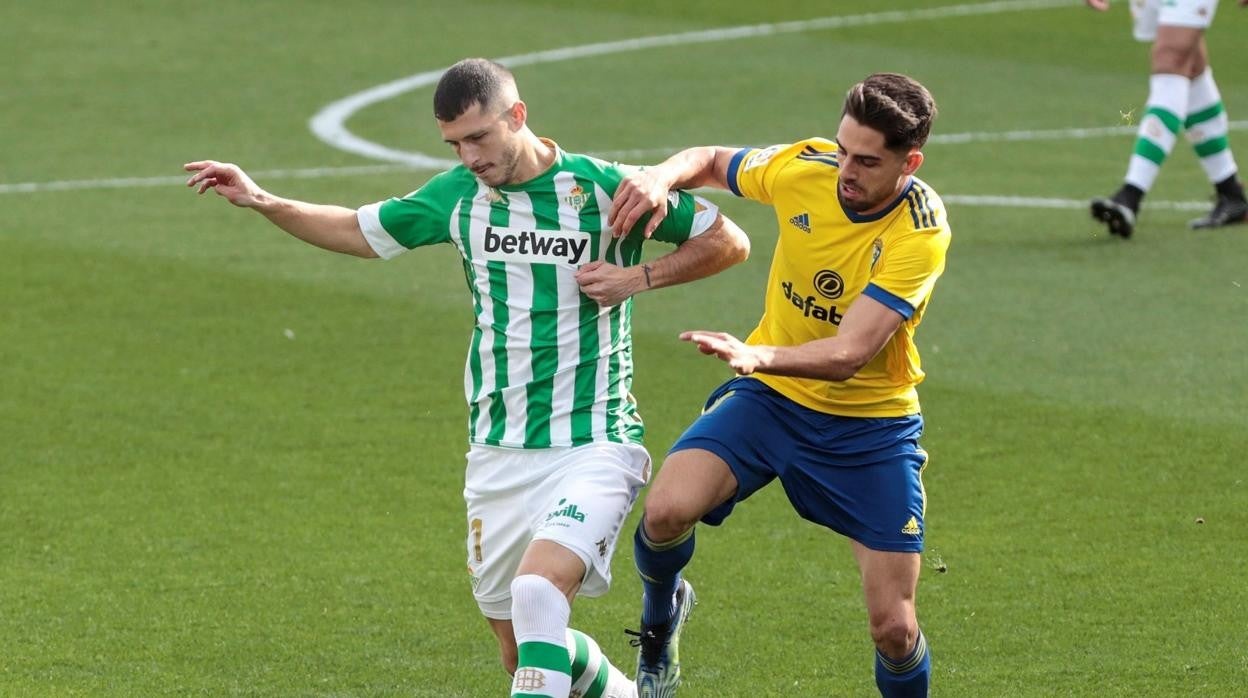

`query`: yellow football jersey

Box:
[726,138,950,417]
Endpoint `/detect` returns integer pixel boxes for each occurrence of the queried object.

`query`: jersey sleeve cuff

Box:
[687,195,720,238]
[863,283,915,320]
[726,148,750,197]
[356,202,406,260]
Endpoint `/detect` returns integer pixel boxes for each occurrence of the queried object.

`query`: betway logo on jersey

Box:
[781,280,843,325]
[477,226,592,265]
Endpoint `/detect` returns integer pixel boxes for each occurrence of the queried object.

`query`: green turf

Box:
[4,1,1247,695]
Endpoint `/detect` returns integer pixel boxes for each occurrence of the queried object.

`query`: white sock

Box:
[1125,73,1190,192]
[511,574,572,698]
[1184,68,1238,184]
[566,628,637,698]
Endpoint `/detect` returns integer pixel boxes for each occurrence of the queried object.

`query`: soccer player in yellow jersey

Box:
[609,73,948,698]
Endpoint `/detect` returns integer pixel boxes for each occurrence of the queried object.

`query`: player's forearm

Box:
[253,194,378,258]
[655,147,732,191]
[638,216,750,293]
[751,337,869,382]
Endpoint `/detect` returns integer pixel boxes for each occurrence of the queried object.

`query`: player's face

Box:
[835,115,922,214]
[438,101,523,187]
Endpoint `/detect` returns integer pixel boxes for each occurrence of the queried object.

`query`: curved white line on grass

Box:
[308,0,1081,167]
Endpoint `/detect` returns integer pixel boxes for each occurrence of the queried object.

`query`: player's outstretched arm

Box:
[574,213,749,307]
[1085,0,1110,10]
[609,146,738,238]
[184,160,378,258]
[681,294,902,381]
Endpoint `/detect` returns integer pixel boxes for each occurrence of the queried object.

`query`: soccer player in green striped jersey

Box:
[1087,0,1248,238]
[184,58,750,698]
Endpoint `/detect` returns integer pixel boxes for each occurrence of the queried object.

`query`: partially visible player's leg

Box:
[468,442,648,697]
[851,544,928,698]
[467,448,539,678]
[489,611,639,698]
[508,543,583,697]
[1183,45,1248,229]
[630,449,733,697]
[633,377,793,696]
[1091,63,1194,237]
[567,628,639,698]
[635,448,736,627]
[1091,4,1205,238]
[511,442,649,697]
[775,408,928,696]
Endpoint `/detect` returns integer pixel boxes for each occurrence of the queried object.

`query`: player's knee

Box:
[1150,43,1195,75]
[510,573,563,606]
[869,615,918,660]
[642,492,697,542]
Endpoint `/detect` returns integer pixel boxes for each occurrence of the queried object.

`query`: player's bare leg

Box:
[851,542,928,698]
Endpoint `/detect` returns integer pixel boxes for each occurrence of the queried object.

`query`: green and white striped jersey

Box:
[357,141,719,449]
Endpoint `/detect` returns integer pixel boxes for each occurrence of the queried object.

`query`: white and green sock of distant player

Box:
[1184,68,1239,185]
[1124,73,1190,193]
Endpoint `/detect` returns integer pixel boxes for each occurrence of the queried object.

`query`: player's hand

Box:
[680,330,764,375]
[608,169,670,239]
[1085,0,1110,10]
[183,160,266,208]
[575,261,644,307]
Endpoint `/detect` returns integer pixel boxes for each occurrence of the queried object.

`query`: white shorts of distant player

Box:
[1130,0,1218,41]
[464,441,651,619]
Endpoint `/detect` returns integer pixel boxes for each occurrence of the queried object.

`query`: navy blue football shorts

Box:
[669,376,928,553]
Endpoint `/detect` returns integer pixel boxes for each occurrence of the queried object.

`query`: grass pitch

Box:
[3,1,1246,695]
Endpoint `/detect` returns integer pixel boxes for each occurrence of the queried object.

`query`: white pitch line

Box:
[592,120,1248,160]
[308,0,1081,168]
[942,195,1210,211]
[0,0,1226,217]
[0,167,1213,212]
[0,164,422,195]
[7,117,1247,197]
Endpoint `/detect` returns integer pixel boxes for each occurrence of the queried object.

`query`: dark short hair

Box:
[433,58,514,121]
[841,73,937,151]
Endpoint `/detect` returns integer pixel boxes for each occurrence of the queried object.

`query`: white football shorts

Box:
[463,441,651,619]
[1130,0,1218,42]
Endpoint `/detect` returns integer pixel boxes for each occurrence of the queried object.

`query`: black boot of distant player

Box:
[1189,176,1248,230]
[1090,184,1143,239]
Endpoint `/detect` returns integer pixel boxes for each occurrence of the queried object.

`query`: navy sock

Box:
[633,519,695,627]
[875,629,930,698]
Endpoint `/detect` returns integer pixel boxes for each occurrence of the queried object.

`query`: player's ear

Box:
[902,150,924,175]
[505,100,527,131]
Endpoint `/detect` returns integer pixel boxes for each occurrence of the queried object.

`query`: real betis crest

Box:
[564,184,590,211]
[486,187,507,204]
